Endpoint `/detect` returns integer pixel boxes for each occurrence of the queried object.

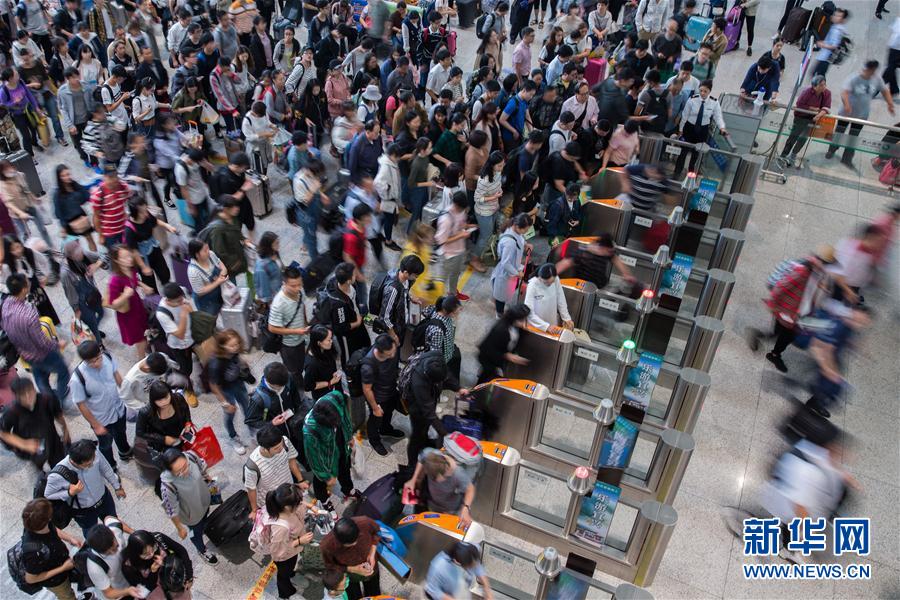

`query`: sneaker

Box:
[201,552,219,564]
[230,438,247,455]
[118,449,133,462]
[183,390,199,408]
[342,489,363,504]
[379,426,406,439]
[321,500,336,512]
[775,156,790,169]
[455,291,470,301]
[58,138,69,147]
[384,240,402,251]
[371,441,389,456]
[765,352,788,373]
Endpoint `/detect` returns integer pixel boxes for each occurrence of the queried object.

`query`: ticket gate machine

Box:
[394,513,485,584]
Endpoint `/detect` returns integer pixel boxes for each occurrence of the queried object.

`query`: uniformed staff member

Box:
[672,79,727,178]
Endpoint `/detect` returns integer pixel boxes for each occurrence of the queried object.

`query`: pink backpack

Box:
[879,160,900,188]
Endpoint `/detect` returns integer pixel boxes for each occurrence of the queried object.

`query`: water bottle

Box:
[753,88,766,115]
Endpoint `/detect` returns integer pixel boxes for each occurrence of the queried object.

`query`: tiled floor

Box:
[1,3,899,600]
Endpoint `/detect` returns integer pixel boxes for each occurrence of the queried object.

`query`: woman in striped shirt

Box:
[473,151,506,264]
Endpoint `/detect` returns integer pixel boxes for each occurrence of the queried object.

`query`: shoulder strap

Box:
[156,305,174,321]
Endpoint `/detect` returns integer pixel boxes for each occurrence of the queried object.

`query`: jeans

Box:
[406,187,429,234]
[12,205,53,247]
[221,382,250,440]
[30,349,70,407]
[96,411,132,469]
[294,204,319,259]
[473,212,498,259]
[38,93,65,141]
[77,300,105,344]
[366,392,398,446]
[274,554,299,598]
[187,509,210,553]
[72,488,118,538]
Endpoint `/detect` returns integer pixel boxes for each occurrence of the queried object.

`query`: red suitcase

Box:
[585,58,608,87]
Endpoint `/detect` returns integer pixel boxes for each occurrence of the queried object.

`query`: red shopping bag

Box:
[184,426,224,468]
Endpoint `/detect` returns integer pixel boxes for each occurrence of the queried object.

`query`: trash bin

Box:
[457,0,477,28]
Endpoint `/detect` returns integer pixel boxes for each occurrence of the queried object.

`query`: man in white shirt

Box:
[166,9,192,67]
[100,65,131,130]
[425,49,453,104]
[83,517,141,599]
[155,283,196,390]
[548,111,577,155]
[666,61,700,97]
[243,424,306,514]
[120,351,185,412]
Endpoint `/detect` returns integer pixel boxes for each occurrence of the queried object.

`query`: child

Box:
[322,568,349,599]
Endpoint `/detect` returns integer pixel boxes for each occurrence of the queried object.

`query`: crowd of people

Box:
[0,0,897,598]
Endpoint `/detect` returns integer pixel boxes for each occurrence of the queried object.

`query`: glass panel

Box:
[587,292,639,349]
[540,400,597,461]
[564,346,617,400]
[546,570,615,600]
[482,543,540,600]
[610,252,705,317]
[625,431,662,483]
[648,370,677,420]
[511,466,570,528]
[605,502,639,554]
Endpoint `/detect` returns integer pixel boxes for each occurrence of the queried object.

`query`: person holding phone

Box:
[304,325,342,401]
[135,381,192,455]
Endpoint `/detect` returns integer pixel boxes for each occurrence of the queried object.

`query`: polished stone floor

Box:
[0,2,898,599]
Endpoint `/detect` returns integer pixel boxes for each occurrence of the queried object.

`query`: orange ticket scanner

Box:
[394,512,486,584]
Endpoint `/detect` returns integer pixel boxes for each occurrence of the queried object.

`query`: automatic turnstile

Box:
[394,513,486,584]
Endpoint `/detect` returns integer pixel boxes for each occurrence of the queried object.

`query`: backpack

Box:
[766,259,802,290]
[7,540,44,595]
[345,346,371,397]
[91,83,113,105]
[367,271,392,317]
[71,547,110,591]
[248,510,289,555]
[0,296,21,372]
[196,218,222,244]
[879,158,900,187]
[443,431,484,483]
[33,465,80,529]
[539,150,561,182]
[475,13,495,39]
[410,316,447,353]
[398,350,429,408]
[501,144,527,190]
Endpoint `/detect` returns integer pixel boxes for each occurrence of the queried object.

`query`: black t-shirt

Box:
[303,352,339,400]
[208,354,243,386]
[209,166,246,203]
[567,245,612,289]
[0,395,64,463]
[124,214,158,247]
[21,528,71,588]
[548,152,578,186]
[360,348,399,399]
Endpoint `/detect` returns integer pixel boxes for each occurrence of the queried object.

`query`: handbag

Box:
[182,426,224,467]
[199,100,220,125]
[221,280,241,307]
[259,300,301,353]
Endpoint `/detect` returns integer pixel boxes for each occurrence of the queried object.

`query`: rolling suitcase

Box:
[219,286,253,347]
[344,472,404,525]
[585,58,608,87]
[723,6,742,52]
[205,490,252,546]
[683,16,713,52]
[781,7,812,43]
[245,170,272,218]
[3,150,44,195]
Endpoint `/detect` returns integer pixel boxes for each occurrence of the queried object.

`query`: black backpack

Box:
[475,13,495,39]
[345,346,371,397]
[8,540,44,595]
[71,547,110,591]
[33,465,80,529]
[367,272,392,317]
[410,316,447,353]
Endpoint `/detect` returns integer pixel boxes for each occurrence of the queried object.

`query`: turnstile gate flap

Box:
[482,378,551,401]
[524,324,578,343]
[561,278,599,294]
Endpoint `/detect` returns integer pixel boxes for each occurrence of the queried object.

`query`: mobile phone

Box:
[135,585,151,599]
[181,428,195,444]
[278,409,294,421]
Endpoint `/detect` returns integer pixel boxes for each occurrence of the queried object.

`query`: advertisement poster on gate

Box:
[659,253,694,299]
[622,351,664,411]
[689,178,720,214]
[574,481,622,547]
[598,415,641,469]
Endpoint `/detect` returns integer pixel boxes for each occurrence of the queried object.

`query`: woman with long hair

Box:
[490,213,531,317]
[53,165,97,251]
[1,235,60,324]
[264,483,314,599]
[472,101,503,154]
[472,151,506,267]
[170,76,207,126]
[125,197,176,293]
[352,53,381,95]
[253,231,283,306]
[121,529,193,595]
[299,79,329,146]
[302,391,356,508]
[0,159,54,248]
[232,45,256,109]
[475,29,502,74]
[438,163,464,213]
[468,66,494,102]
[512,171,541,219]
[208,329,253,455]
[107,244,153,358]
[427,104,448,145]
[135,380,192,454]
[304,324,341,401]
[60,239,105,342]
[539,26,565,69]
[132,77,169,137]
[110,40,136,92]
[74,44,106,88]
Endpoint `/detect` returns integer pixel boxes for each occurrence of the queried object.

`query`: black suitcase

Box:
[344,472,403,525]
[781,7,812,43]
[3,150,44,195]
[205,490,252,546]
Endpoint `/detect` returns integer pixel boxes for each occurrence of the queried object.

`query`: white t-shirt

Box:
[243,436,298,503]
[87,518,129,594]
[156,299,195,350]
[101,82,129,125]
